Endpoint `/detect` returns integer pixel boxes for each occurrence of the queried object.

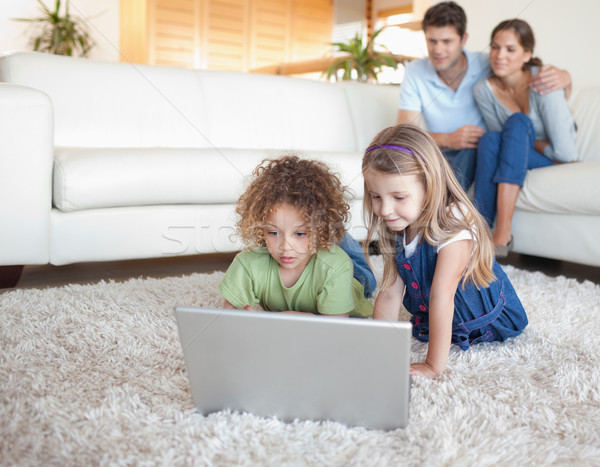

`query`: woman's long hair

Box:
[362,124,496,290]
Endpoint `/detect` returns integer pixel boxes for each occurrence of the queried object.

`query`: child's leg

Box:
[338,233,376,298]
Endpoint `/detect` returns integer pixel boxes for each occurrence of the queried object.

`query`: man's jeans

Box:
[442,148,476,192]
[338,233,376,298]
[474,113,553,227]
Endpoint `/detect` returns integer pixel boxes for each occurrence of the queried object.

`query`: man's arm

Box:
[397,109,424,127]
[429,126,485,150]
[530,65,572,99]
[398,109,484,150]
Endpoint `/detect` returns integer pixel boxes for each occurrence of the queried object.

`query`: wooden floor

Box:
[10,253,238,290]
[498,252,600,285]
[7,250,600,290]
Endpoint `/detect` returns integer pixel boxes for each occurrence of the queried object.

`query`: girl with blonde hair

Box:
[362,124,527,378]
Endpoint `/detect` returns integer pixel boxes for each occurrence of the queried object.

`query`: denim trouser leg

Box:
[442,148,476,192]
[474,113,554,226]
[474,131,502,227]
[338,232,376,298]
[494,113,554,183]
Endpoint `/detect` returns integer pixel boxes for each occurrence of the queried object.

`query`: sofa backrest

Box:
[194,69,356,152]
[0,52,400,153]
[0,52,209,148]
[569,87,600,162]
[336,81,400,151]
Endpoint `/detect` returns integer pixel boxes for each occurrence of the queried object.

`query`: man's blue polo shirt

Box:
[398,50,490,133]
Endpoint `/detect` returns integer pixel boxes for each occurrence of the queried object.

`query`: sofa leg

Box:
[0,265,24,289]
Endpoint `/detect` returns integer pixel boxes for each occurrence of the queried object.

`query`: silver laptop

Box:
[174,307,412,430]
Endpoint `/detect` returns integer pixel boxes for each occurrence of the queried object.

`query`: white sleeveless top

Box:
[403,204,474,258]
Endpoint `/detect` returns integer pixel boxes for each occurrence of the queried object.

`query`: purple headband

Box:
[365,144,425,162]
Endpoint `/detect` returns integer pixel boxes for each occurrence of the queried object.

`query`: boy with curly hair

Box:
[218,155,373,318]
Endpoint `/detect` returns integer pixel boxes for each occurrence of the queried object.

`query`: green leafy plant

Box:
[14,0,94,57]
[324,27,399,83]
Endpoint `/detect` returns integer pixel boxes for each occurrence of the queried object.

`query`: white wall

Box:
[455,0,599,88]
[0,0,120,62]
[2,0,598,86]
[333,0,366,42]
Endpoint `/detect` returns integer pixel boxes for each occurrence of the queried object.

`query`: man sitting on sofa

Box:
[397,1,571,191]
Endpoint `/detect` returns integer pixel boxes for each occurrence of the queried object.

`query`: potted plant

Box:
[13,0,94,57]
[324,27,399,83]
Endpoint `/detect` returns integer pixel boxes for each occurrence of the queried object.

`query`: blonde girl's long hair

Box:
[362,124,496,290]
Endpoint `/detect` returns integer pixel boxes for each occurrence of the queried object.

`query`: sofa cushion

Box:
[53,148,366,212]
[517,161,600,214]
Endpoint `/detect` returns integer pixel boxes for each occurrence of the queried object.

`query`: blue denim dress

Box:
[396,238,528,350]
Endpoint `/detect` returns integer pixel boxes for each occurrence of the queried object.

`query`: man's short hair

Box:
[422,1,467,38]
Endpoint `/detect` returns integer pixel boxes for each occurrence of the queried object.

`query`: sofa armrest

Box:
[0,84,53,265]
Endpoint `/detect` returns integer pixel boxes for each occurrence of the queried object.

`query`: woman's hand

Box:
[410,362,442,379]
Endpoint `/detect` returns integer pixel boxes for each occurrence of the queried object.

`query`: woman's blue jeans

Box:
[474,113,554,227]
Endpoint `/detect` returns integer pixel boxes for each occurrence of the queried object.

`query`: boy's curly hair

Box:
[236,155,351,252]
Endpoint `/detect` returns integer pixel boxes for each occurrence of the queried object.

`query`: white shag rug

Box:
[1,257,600,466]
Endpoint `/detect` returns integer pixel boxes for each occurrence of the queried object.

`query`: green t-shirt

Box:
[218,245,373,318]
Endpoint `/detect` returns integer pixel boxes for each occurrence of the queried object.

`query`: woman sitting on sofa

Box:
[473,18,578,257]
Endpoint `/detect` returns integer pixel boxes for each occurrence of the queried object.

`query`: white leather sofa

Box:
[512,87,600,268]
[0,52,399,286]
[0,51,599,288]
